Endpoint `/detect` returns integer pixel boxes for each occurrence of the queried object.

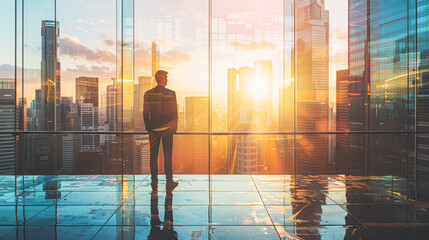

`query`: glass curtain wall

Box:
[0,0,428,200]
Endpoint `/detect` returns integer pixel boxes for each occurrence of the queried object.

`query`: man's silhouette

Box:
[144,70,178,192]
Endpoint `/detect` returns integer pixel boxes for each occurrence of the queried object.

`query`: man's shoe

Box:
[151,180,158,192]
[166,179,178,191]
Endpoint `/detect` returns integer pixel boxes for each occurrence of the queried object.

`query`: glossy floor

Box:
[0,175,428,239]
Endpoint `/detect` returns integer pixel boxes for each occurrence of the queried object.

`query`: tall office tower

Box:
[151,42,160,88]
[41,20,61,131]
[133,76,151,173]
[76,77,99,111]
[295,0,329,174]
[346,0,369,175]
[346,0,429,196]
[106,80,116,131]
[227,60,273,174]
[0,79,15,174]
[116,47,134,173]
[76,77,99,149]
[80,103,99,151]
[28,89,42,131]
[75,77,101,173]
[335,69,350,173]
[60,97,77,173]
[278,82,295,174]
[134,76,152,130]
[183,97,209,173]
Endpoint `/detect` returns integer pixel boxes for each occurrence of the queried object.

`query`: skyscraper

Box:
[133,76,152,173]
[106,80,117,131]
[60,97,77,173]
[336,69,350,173]
[41,20,61,131]
[151,42,160,88]
[76,77,99,110]
[227,60,273,173]
[295,0,329,174]
[76,77,99,151]
[184,97,209,173]
[0,79,15,174]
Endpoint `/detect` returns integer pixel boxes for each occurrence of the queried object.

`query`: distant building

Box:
[335,69,350,173]
[184,97,209,173]
[295,0,329,174]
[133,76,152,173]
[0,78,15,174]
[40,20,61,131]
[76,77,99,152]
[227,60,273,174]
[151,42,160,88]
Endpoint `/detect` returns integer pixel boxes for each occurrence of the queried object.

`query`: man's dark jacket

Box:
[143,85,178,133]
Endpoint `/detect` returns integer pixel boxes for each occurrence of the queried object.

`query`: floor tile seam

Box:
[250,175,282,240]
[332,196,387,239]
[15,191,74,227]
[15,204,56,227]
[0,226,17,240]
[89,175,148,240]
[0,224,311,227]
[361,222,429,226]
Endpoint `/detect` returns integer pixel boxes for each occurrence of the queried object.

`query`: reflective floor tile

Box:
[107,205,208,226]
[252,175,291,181]
[0,176,14,182]
[254,181,292,192]
[175,174,209,181]
[0,205,49,225]
[1,191,71,206]
[0,192,16,203]
[211,181,257,191]
[211,175,253,181]
[344,204,429,224]
[125,191,209,206]
[25,205,117,226]
[260,191,336,205]
[77,180,140,192]
[211,192,263,205]
[367,226,429,240]
[137,181,209,192]
[210,226,280,240]
[211,206,272,225]
[94,226,209,240]
[1,226,102,240]
[0,226,16,239]
[267,204,355,226]
[275,225,379,240]
[321,190,404,205]
[58,191,127,206]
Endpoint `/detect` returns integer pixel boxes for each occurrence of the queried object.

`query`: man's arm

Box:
[172,91,178,133]
[143,92,151,132]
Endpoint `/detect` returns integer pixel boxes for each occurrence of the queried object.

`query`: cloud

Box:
[104,39,114,46]
[65,64,114,75]
[226,11,257,21]
[229,41,276,50]
[330,29,348,41]
[162,49,192,66]
[60,34,115,64]
[135,47,192,72]
[156,1,207,24]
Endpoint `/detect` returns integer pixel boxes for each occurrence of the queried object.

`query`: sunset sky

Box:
[0,0,348,109]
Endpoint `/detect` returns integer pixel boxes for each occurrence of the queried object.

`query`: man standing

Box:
[144,70,178,192]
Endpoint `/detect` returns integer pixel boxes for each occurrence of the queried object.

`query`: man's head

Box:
[155,70,168,86]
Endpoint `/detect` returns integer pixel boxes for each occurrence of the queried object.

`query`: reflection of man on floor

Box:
[144,70,178,192]
[148,190,177,240]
